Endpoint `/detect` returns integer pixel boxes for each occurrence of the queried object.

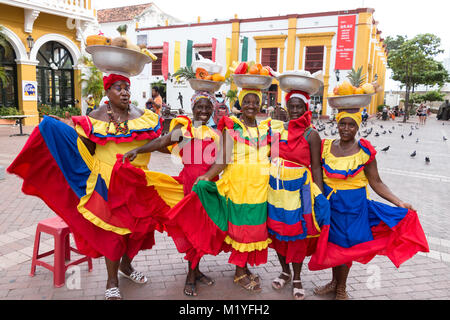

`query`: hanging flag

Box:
[174,41,181,74]
[186,40,193,67]
[212,38,217,62]
[241,37,248,62]
[162,42,169,81]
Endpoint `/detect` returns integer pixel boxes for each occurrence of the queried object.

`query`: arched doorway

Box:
[0,38,18,109]
[36,41,74,108]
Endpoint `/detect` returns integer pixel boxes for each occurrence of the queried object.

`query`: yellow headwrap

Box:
[238,89,263,106]
[336,111,362,127]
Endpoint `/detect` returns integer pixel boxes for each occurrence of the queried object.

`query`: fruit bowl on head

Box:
[188,78,224,93]
[232,74,273,90]
[277,71,323,95]
[327,93,375,111]
[86,45,153,77]
[192,60,223,75]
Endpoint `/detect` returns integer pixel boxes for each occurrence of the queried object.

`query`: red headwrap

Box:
[103,74,131,91]
[285,90,311,111]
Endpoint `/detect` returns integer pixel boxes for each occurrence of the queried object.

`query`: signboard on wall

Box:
[22,81,37,101]
[335,15,356,70]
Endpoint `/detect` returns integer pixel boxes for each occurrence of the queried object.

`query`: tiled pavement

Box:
[0,117,449,301]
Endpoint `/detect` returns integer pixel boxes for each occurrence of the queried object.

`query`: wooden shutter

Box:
[152,53,163,76]
[261,48,278,71]
[305,46,324,74]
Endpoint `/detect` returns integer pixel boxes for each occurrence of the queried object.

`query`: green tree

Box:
[80,56,104,105]
[385,34,449,122]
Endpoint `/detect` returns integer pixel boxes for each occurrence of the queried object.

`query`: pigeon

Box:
[380,125,384,129]
[444,136,448,141]
[388,130,392,134]
[324,132,329,136]
[375,133,380,137]
[392,126,395,130]
[410,151,416,158]
[381,146,390,152]
[401,135,404,139]
[409,132,413,136]
[425,157,431,164]
[416,138,419,143]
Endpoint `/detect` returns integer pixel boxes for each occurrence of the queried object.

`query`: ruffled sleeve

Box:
[72,109,163,145]
[322,139,375,180]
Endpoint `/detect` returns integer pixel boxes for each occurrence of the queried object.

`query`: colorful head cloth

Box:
[238,89,263,106]
[191,91,217,109]
[336,111,363,127]
[103,74,131,91]
[285,90,311,111]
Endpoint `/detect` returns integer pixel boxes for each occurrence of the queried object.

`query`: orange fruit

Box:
[260,67,270,76]
[212,73,225,82]
[248,65,260,75]
[204,75,213,81]
[196,68,209,80]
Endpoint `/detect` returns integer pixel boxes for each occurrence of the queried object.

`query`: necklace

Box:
[106,104,130,135]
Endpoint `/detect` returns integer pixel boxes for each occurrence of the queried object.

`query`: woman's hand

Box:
[193,175,210,186]
[47,114,74,128]
[397,201,416,211]
[123,150,138,163]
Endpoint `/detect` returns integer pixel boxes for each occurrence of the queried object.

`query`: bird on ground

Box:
[380,125,384,129]
[375,133,380,137]
[388,130,393,134]
[392,126,395,130]
[409,132,413,136]
[401,135,405,139]
[425,157,431,164]
[444,136,448,141]
[381,146,390,152]
[324,132,329,136]
[410,151,417,158]
[382,131,387,135]
[416,138,419,143]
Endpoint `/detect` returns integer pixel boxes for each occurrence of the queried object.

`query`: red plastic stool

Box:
[30,216,93,287]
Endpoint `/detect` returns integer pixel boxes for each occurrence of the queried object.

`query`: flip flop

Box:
[118,270,148,284]
[105,287,122,300]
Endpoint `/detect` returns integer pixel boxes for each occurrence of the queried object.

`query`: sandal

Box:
[292,280,305,300]
[335,286,349,300]
[184,280,197,297]
[105,287,122,300]
[234,274,262,293]
[118,270,148,284]
[244,267,260,282]
[272,272,291,290]
[196,273,215,286]
[313,281,337,296]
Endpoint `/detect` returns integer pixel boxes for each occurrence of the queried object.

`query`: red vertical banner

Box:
[212,38,217,62]
[162,41,169,81]
[335,15,356,70]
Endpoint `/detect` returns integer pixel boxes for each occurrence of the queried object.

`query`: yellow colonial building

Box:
[138,8,388,116]
[0,0,96,125]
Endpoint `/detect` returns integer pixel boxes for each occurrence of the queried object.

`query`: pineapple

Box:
[347,66,366,88]
[173,66,196,80]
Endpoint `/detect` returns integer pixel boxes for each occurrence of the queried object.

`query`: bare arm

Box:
[123,124,184,162]
[194,129,234,184]
[307,129,324,193]
[364,158,415,210]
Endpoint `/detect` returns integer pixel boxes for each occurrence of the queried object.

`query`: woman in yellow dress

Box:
[167,89,272,292]
[8,74,184,300]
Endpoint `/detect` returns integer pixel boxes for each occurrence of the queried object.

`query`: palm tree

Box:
[0,25,12,87]
[79,55,104,105]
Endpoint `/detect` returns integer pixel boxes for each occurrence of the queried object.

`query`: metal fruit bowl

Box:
[188,79,224,93]
[327,93,375,110]
[85,45,152,77]
[232,74,273,90]
[277,73,323,95]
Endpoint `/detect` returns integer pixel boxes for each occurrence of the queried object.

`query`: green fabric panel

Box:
[192,180,228,232]
[228,201,267,226]
[241,37,248,62]
[186,40,193,67]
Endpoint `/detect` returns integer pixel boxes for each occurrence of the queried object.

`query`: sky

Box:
[94,0,450,90]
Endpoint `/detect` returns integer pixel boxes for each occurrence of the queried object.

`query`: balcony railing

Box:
[2,0,96,21]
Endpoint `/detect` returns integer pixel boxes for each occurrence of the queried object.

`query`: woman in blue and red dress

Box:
[268,90,329,300]
[309,111,429,300]
[8,74,184,300]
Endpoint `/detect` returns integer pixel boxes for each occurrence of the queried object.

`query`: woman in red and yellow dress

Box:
[309,111,429,300]
[8,74,184,300]
[121,91,220,296]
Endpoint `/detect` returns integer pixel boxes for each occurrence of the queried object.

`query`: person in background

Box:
[146,87,163,115]
[232,99,242,119]
[86,94,96,115]
[361,108,369,124]
[207,92,230,129]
